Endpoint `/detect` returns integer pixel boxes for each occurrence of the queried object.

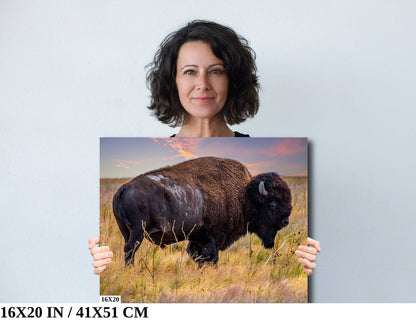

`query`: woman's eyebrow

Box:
[179,63,225,71]
[179,64,198,71]
[208,63,225,68]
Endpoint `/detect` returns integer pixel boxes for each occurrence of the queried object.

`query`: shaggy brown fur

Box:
[146,157,252,250]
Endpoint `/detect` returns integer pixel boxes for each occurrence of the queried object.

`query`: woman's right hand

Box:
[89,237,113,275]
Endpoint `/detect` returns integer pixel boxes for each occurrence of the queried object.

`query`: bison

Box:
[112,156,292,265]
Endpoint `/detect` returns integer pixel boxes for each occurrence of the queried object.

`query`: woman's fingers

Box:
[89,237,113,275]
[307,237,321,252]
[295,246,316,262]
[92,257,112,269]
[92,247,113,261]
[89,237,100,250]
[302,266,313,276]
[93,265,107,275]
[297,257,317,271]
[91,245,110,256]
[294,237,321,275]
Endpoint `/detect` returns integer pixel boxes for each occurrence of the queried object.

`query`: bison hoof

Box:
[187,241,218,265]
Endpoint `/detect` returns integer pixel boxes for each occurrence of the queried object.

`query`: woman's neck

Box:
[176,116,234,137]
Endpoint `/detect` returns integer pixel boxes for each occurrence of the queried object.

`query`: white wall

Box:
[1,0,415,303]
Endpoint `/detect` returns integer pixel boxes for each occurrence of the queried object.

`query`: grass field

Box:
[99,176,308,303]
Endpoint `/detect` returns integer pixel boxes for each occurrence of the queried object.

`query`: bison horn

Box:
[259,181,268,196]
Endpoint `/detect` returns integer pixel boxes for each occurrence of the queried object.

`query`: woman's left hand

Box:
[295,237,321,275]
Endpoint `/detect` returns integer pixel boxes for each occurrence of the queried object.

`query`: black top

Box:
[170,131,249,138]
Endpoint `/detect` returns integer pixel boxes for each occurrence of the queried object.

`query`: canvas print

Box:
[100,137,308,303]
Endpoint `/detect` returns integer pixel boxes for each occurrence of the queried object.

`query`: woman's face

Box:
[175,41,229,121]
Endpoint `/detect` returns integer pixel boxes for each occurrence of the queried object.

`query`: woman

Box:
[90,20,320,275]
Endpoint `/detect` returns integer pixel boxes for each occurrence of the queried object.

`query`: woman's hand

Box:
[89,237,113,275]
[295,237,321,275]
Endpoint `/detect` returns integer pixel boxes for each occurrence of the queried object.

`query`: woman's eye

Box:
[210,69,224,75]
[184,70,195,75]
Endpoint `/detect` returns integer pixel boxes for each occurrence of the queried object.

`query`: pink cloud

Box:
[243,161,275,168]
[243,161,276,177]
[248,169,262,176]
[114,164,130,169]
[112,159,143,165]
[111,158,154,169]
[151,137,202,160]
[263,138,306,157]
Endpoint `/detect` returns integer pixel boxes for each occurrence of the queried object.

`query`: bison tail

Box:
[113,187,132,226]
[118,204,131,226]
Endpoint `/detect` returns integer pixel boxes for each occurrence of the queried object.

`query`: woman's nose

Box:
[196,72,210,90]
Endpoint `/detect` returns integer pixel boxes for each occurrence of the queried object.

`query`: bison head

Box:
[245,172,292,249]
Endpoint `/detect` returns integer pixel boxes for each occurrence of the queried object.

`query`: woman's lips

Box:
[193,97,214,102]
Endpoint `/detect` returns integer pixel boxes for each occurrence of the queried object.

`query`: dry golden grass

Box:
[100,176,308,303]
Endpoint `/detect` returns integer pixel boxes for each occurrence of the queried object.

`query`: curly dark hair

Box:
[146,20,260,127]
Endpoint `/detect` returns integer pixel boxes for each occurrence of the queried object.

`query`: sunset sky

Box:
[100,137,307,178]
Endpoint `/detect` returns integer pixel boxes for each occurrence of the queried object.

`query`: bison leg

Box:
[187,233,219,265]
[186,241,202,260]
[124,226,144,266]
[200,238,218,265]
